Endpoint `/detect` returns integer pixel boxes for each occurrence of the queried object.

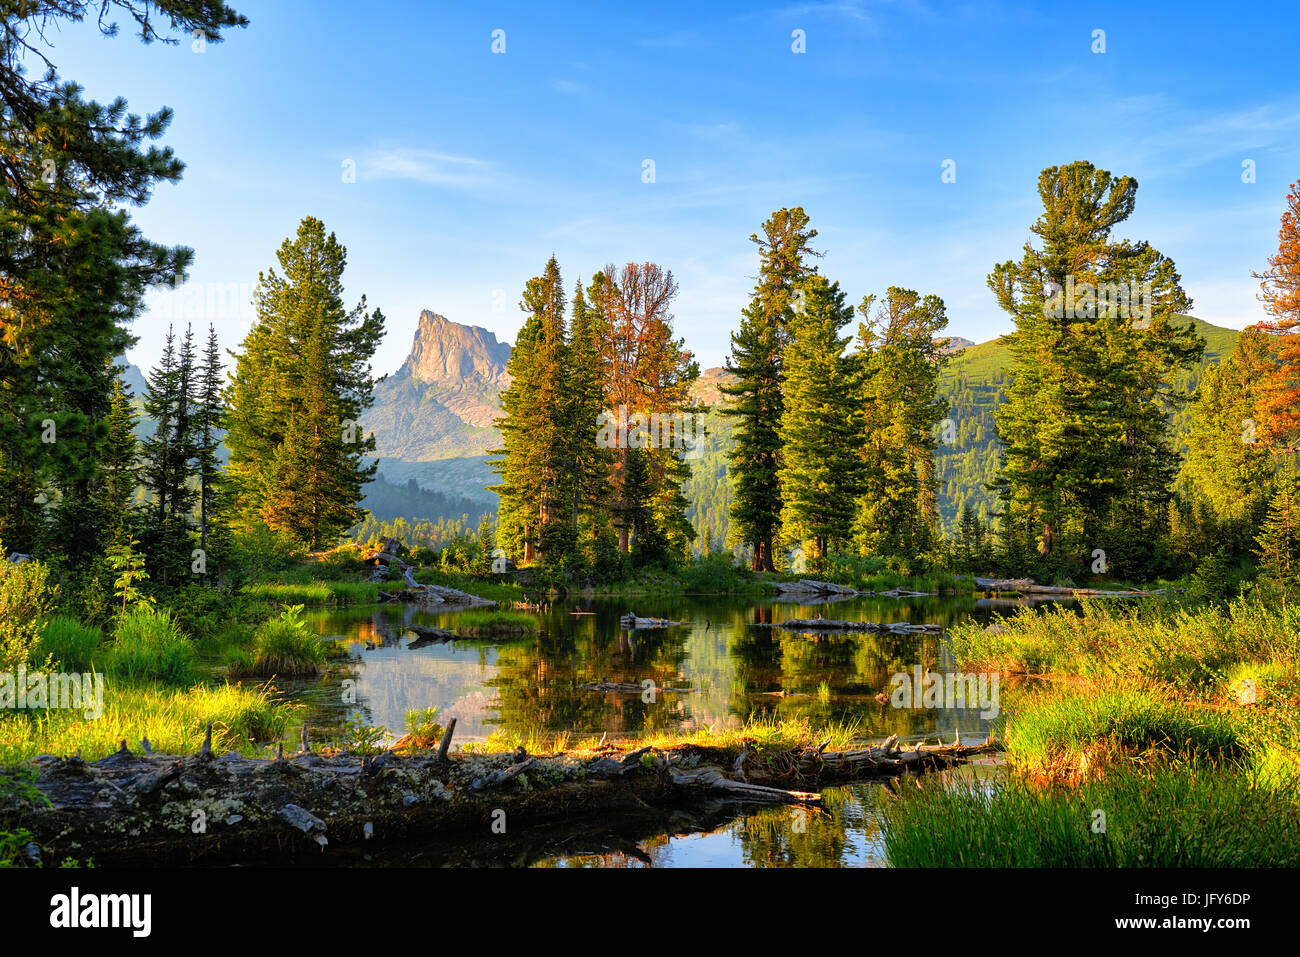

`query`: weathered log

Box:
[5,736,996,865]
[776,618,941,633]
[770,579,859,597]
[670,767,821,804]
[578,681,694,694]
[974,576,1146,598]
[620,614,683,629]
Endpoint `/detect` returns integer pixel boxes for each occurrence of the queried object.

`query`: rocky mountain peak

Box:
[398,309,512,388]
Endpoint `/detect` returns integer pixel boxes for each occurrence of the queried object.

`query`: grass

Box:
[920,591,1300,867]
[0,681,291,765]
[105,605,197,686]
[30,616,101,672]
[949,594,1300,690]
[881,761,1300,867]
[468,714,865,757]
[1003,685,1244,781]
[240,580,379,605]
[235,605,327,677]
[413,567,524,602]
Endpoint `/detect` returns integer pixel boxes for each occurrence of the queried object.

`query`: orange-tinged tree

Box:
[1253,180,1300,451]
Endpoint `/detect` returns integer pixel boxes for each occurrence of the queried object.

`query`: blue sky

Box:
[42,0,1300,375]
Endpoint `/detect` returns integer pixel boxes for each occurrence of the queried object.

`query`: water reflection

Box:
[293,594,1067,748]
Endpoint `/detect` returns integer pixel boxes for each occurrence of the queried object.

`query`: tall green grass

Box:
[949,594,1300,690]
[881,763,1300,867]
[1004,686,1243,779]
[0,682,289,764]
[105,606,197,686]
[30,616,101,671]
[240,581,378,605]
[239,605,327,677]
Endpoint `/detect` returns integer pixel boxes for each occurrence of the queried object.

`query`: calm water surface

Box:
[280,591,1058,867]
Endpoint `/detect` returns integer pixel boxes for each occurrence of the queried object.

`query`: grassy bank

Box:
[878,595,1300,866]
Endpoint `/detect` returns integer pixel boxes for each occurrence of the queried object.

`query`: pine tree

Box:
[194,324,226,578]
[140,324,199,585]
[0,1,245,562]
[721,208,820,571]
[225,217,385,549]
[101,376,140,545]
[1176,328,1276,559]
[597,262,699,561]
[489,257,571,565]
[988,162,1203,568]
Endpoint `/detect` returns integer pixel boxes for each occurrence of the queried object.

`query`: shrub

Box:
[31,616,101,671]
[0,557,54,671]
[106,605,198,686]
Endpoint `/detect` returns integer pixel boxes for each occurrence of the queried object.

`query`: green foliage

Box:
[105,605,196,686]
[721,207,821,571]
[31,616,102,671]
[1255,472,1300,598]
[988,161,1204,565]
[881,763,1300,867]
[404,706,444,744]
[106,536,150,614]
[245,605,327,676]
[777,275,858,564]
[224,217,385,549]
[0,557,54,671]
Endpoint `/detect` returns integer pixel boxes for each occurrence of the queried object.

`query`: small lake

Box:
[281,590,1061,867]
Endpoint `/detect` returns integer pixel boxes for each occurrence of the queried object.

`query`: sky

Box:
[36,0,1300,376]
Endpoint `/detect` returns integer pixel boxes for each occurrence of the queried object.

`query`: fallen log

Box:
[578,681,694,694]
[620,614,683,629]
[776,618,942,634]
[1,734,995,866]
[769,579,859,597]
[973,577,1146,598]
[670,767,821,804]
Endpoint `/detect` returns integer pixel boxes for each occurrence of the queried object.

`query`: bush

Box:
[247,605,326,676]
[0,558,54,671]
[31,616,101,671]
[106,605,197,686]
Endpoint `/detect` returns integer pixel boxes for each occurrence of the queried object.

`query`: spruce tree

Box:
[720,208,820,570]
[225,217,385,549]
[777,274,858,564]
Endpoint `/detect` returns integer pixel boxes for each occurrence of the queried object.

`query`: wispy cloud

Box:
[551,78,587,95]
[358,148,493,188]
